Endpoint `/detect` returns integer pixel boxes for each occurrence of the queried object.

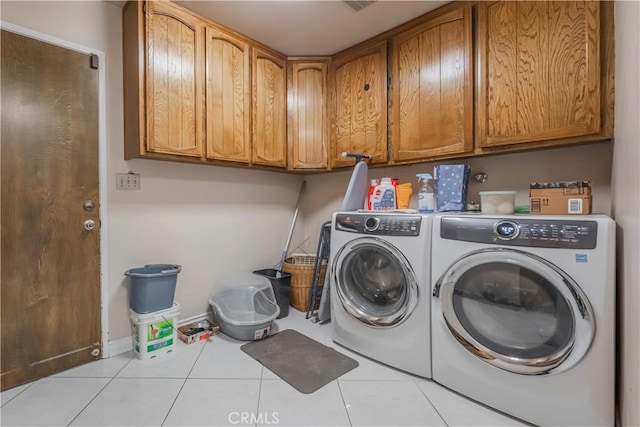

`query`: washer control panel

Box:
[441,217,598,249]
[494,220,520,240]
[335,214,421,236]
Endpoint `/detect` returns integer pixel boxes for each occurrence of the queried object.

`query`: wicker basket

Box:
[282,255,327,312]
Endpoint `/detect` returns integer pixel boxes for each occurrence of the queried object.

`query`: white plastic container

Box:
[371,177,396,211]
[130,302,180,360]
[209,273,279,341]
[479,191,516,214]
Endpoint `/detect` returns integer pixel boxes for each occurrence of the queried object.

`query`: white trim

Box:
[109,336,133,357]
[1,22,99,56]
[1,21,110,358]
[98,46,110,359]
[179,311,214,327]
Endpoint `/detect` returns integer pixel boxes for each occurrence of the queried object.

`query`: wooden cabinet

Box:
[124,0,205,160]
[143,0,205,157]
[124,0,613,172]
[205,25,251,163]
[124,1,288,167]
[252,47,287,167]
[477,1,602,148]
[330,41,388,169]
[287,59,329,170]
[391,5,473,162]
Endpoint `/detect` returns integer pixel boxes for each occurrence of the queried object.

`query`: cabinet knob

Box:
[364,83,370,91]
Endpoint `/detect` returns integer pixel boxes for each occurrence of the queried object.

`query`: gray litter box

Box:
[209,273,280,341]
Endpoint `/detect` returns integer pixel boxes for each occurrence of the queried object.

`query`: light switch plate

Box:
[116,173,140,190]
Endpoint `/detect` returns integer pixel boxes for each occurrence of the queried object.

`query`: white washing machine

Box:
[330,211,432,378]
[431,214,615,426]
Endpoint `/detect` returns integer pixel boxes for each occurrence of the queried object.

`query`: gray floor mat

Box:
[240,329,358,394]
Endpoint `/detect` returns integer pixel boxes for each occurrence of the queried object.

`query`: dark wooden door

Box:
[1,30,101,390]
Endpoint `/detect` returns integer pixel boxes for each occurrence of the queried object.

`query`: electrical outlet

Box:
[116,173,140,190]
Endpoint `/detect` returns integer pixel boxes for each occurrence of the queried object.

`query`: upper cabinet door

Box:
[477,1,601,147]
[205,26,251,163]
[288,61,329,170]
[391,5,473,161]
[146,0,204,157]
[252,47,287,167]
[330,41,388,169]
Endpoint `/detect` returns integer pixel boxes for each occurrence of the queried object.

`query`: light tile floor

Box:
[0,310,527,427]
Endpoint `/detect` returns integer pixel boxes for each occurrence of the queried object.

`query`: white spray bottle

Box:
[416,173,435,213]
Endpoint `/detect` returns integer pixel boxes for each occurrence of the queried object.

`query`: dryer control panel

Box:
[335,214,421,236]
[441,217,598,249]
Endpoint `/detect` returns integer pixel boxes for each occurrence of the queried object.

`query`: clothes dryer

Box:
[330,212,432,378]
[431,214,615,426]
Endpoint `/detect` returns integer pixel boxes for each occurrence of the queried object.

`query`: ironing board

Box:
[316,160,369,323]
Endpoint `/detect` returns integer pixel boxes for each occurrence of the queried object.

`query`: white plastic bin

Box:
[209,273,279,341]
[130,302,180,360]
[479,191,516,214]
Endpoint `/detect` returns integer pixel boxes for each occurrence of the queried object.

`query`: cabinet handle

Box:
[364,83,370,91]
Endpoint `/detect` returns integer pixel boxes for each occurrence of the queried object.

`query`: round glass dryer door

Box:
[434,248,595,375]
[333,237,418,327]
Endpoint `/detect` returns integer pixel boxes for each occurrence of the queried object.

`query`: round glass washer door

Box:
[434,248,595,375]
[333,237,419,328]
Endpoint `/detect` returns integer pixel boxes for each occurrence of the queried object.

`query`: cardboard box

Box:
[177,319,219,344]
[529,186,591,197]
[530,195,592,215]
[529,181,591,197]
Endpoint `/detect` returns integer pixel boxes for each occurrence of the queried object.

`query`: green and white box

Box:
[130,302,180,360]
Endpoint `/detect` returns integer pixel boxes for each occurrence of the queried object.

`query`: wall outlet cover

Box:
[116,173,140,190]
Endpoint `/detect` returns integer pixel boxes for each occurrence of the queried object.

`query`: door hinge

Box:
[90,54,99,70]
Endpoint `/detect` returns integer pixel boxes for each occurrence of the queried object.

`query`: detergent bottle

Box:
[366,179,379,210]
[416,173,435,213]
[372,177,396,210]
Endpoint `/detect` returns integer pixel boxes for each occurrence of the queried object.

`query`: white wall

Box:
[1,1,304,342]
[303,142,613,246]
[108,162,303,340]
[612,2,640,426]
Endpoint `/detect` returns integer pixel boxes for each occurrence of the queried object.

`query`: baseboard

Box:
[108,336,133,357]
[179,311,214,326]
[107,311,214,357]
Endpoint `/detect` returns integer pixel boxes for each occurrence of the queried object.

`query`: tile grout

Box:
[336,380,354,427]
[65,377,115,427]
[161,340,209,426]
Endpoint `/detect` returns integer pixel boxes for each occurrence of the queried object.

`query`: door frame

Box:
[1,21,110,357]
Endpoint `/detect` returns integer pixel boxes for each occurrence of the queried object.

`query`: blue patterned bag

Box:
[434,165,471,211]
